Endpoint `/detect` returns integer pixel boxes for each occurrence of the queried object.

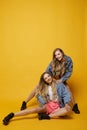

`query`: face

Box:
[55,50,63,61]
[43,73,52,84]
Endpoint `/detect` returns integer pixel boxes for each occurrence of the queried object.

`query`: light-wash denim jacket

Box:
[46,55,73,82]
[36,82,71,108]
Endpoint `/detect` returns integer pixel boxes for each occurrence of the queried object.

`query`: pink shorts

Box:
[45,101,60,114]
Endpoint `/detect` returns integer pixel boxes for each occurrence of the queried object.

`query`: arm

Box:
[36,94,47,106]
[56,82,71,108]
[62,85,72,111]
[61,56,73,82]
[46,61,53,76]
[61,83,71,105]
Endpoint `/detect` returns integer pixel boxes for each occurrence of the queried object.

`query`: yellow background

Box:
[0,0,87,130]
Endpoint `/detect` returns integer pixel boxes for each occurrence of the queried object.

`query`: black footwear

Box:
[3,112,14,125]
[38,113,45,120]
[38,113,50,120]
[72,103,80,114]
[21,101,26,110]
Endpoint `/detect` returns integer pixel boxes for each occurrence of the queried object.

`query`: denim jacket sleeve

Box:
[36,94,47,105]
[61,56,73,82]
[46,61,53,76]
[56,83,71,106]
[61,83,71,104]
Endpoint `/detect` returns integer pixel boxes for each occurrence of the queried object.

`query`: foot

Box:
[38,113,50,120]
[3,112,14,125]
[72,103,80,114]
[21,101,26,110]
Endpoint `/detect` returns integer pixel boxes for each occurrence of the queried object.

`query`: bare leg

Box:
[49,107,71,118]
[3,106,46,125]
[15,106,46,116]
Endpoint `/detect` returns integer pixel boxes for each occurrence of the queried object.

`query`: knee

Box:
[35,107,41,112]
[36,106,45,113]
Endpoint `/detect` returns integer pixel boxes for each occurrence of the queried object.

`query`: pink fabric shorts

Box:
[45,101,60,114]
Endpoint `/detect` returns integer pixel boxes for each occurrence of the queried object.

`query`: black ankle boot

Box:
[3,112,14,125]
[21,101,26,110]
[72,103,80,114]
[38,113,50,120]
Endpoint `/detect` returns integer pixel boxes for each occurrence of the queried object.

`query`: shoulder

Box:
[65,55,72,61]
[64,55,73,63]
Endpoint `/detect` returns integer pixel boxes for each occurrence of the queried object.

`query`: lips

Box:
[58,57,62,60]
[48,78,52,83]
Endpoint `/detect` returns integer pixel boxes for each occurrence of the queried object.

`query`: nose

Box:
[56,55,59,59]
[47,77,50,80]
[48,76,51,81]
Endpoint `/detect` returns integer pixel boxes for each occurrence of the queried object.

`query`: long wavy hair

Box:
[36,72,58,102]
[37,72,51,95]
[52,48,66,79]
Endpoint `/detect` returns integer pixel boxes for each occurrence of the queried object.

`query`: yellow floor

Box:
[0,0,87,129]
[0,93,87,130]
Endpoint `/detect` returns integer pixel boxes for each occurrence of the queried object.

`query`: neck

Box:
[49,81,53,86]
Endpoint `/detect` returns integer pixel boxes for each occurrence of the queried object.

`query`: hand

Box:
[20,101,27,110]
[56,79,62,84]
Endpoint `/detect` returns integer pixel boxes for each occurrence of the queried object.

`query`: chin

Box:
[59,58,62,61]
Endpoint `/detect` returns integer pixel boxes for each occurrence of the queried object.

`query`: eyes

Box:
[54,51,63,59]
[44,74,51,81]
[55,52,61,57]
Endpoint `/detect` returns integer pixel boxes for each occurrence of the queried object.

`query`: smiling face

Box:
[54,50,63,61]
[43,73,52,85]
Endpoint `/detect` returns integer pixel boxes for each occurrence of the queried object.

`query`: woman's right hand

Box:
[20,101,27,110]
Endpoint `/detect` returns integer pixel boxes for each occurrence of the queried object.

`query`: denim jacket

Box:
[36,82,71,108]
[46,55,73,82]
